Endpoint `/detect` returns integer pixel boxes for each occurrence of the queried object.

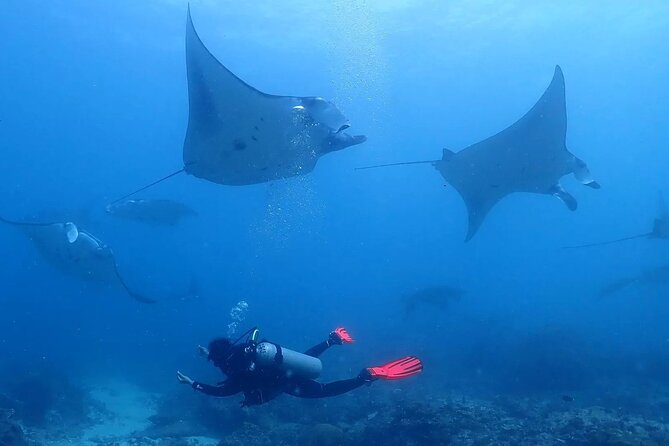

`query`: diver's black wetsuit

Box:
[191,338,367,406]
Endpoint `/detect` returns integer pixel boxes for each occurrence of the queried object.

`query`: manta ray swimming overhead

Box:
[112,7,366,203]
[357,66,599,241]
[565,191,669,249]
[106,199,197,226]
[0,215,155,304]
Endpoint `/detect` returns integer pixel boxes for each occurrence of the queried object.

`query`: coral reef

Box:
[17,380,669,446]
[299,423,346,446]
[0,364,91,428]
[354,397,669,446]
[0,409,28,446]
[153,396,664,445]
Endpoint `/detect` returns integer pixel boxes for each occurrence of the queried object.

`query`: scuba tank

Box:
[233,327,323,379]
[254,341,322,380]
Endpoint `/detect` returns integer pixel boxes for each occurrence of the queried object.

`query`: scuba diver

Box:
[176,327,423,407]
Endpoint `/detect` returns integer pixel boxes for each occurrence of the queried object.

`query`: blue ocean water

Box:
[1,1,669,444]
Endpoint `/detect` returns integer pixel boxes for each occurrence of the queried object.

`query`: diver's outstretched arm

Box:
[192,380,241,397]
[177,371,241,397]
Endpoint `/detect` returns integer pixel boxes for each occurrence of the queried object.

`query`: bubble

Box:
[230,300,249,321]
[227,300,249,336]
[326,0,388,121]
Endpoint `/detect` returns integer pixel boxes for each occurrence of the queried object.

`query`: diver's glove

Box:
[176,371,194,386]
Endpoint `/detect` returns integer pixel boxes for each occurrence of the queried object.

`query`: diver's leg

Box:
[303,327,354,358]
[286,356,424,399]
[304,341,330,358]
[285,377,367,399]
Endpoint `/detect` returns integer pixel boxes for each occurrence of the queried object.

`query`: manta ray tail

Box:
[112,261,157,304]
[563,233,651,249]
[0,215,26,226]
[0,215,53,227]
[355,160,439,170]
[109,167,186,206]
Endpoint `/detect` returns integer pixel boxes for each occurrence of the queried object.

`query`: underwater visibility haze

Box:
[1,1,669,445]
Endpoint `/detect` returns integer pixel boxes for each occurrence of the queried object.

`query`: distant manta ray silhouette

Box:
[106,198,197,226]
[565,191,669,249]
[601,264,669,297]
[111,7,366,204]
[357,66,599,241]
[0,215,155,304]
[401,285,465,318]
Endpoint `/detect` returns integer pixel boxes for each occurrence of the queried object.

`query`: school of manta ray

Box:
[6,6,664,303]
[1,6,664,403]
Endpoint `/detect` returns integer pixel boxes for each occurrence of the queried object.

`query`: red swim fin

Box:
[367,356,423,380]
[332,327,354,344]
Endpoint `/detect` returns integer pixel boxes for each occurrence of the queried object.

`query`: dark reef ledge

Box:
[17,389,669,446]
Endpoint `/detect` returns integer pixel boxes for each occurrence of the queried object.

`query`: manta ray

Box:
[601,264,669,297]
[402,285,464,318]
[358,66,599,241]
[113,7,366,203]
[0,215,155,304]
[566,191,669,249]
[106,199,197,226]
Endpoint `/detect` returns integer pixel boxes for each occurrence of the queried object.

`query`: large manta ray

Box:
[113,8,366,202]
[0,215,155,304]
[565,191,669,249]
[358,66,599,241]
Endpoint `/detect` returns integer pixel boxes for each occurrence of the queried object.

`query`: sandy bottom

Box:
[35,379,217,446]
[83,380,156,442]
